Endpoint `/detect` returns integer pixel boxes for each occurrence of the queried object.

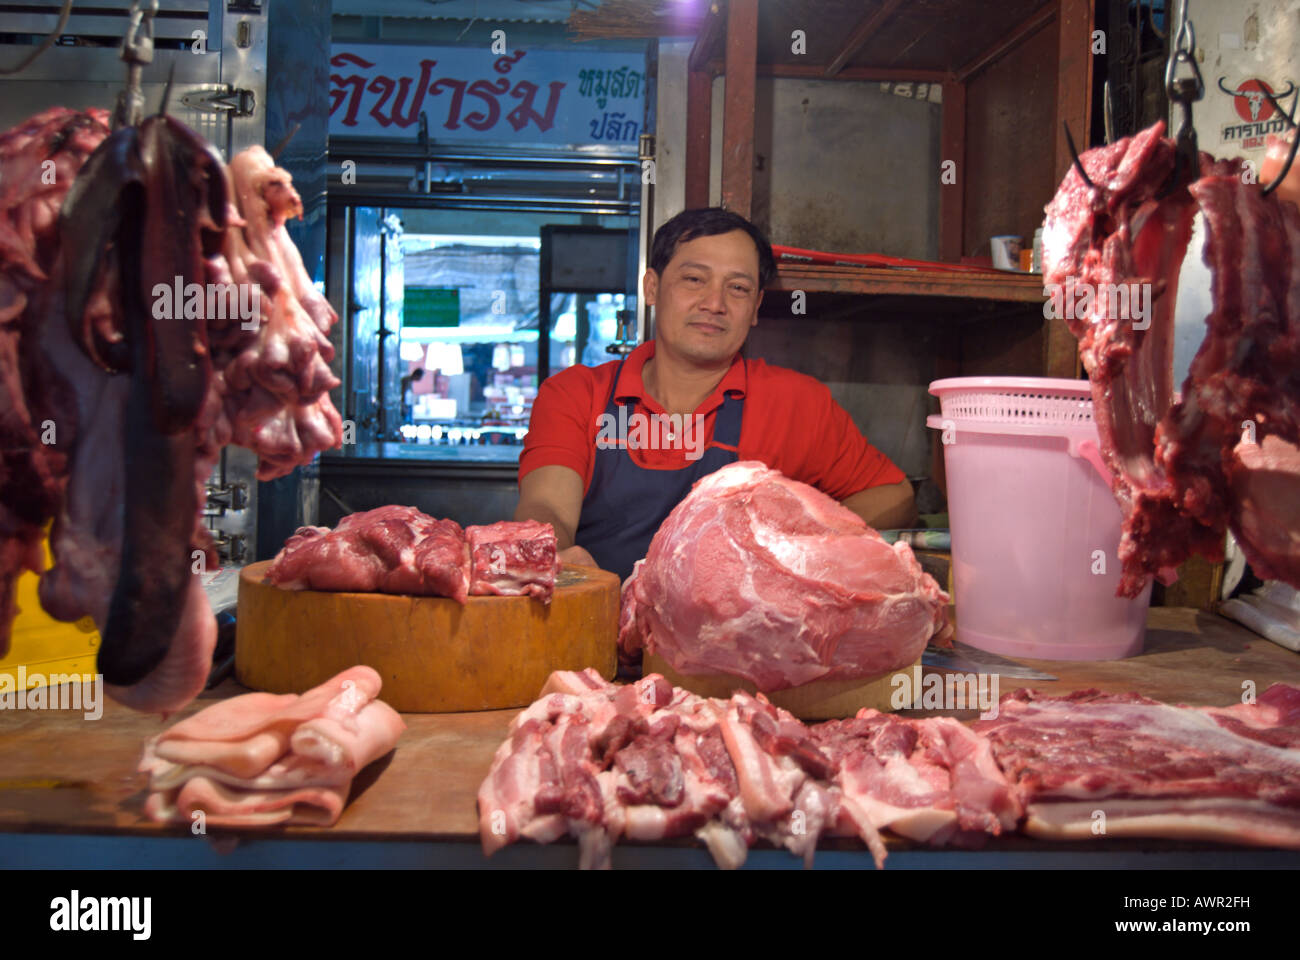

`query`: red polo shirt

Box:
[519,340,905,499]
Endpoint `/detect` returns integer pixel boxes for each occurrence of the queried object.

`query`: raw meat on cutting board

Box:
[466,519,559,602]
[618,461,950,691]
[266,508,560,603]
[268,506,472,602]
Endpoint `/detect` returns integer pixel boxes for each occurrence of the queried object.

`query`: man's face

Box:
[643,229,763,365]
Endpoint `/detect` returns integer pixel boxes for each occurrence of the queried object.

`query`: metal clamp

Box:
[180,85,258,118]
[114,0,159,129]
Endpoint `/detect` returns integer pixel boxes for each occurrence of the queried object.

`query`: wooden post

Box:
[1045,0,1095,376]
[1052,0,1095,184]
[685,68,712,209]
[940,79,966,262]
[720,0,758,217]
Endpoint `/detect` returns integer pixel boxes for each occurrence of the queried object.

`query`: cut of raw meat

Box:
[973,684,1300,848]
[267,509,560,603]
[478,670,1020,869]
[466,519,559,602]
[813,709,1022,846]
[268,506,471,602]
[1042,120,1300,595]
[140,665,405,828]
[618,461,950,691]
[718,690,888,868]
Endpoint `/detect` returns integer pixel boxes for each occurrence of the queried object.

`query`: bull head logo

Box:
[1218,77,1295,123]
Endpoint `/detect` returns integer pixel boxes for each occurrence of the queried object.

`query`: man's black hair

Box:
[648,207,777,290]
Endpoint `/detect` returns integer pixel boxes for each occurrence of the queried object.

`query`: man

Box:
[399,366,424,424]
[515,208,915,579]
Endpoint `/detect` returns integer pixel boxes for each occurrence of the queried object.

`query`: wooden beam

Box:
[709,62,949,83]
[823,0,907,78]
[955,1,1056,83]
[721,0,757,218]
[688,0,725,73]
[1042,314,1080,376]
[771,263,1047,302]
[685,68,712,209]
[1052,0,1094,186]
[940,79,966,262]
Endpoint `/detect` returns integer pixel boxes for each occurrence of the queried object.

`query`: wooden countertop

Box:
[2,608,1298,862]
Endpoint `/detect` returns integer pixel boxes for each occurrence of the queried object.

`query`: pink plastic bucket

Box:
[926,376,1152,660]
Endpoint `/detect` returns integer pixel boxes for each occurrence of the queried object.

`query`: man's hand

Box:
[558,544,597,567]
[840,479,917,530]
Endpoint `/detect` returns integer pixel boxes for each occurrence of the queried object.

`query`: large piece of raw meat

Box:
[477,669,1020,869]
[266,507,559,603]
[1042,120,1300,595]
[974,683,1300,847]
[0,108,343,714]
[618,461,950,691]
[482,673,1300,866]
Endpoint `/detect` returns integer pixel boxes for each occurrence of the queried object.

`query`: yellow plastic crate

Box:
[0,539,100,690]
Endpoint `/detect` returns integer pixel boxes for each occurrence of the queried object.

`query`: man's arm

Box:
[841,479,917,530]
[515,464,596,565]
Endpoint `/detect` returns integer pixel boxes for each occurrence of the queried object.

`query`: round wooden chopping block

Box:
[644,652,919,720]
[236,561,619,712]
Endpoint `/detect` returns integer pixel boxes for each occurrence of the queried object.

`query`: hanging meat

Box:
[0,106,343,715]
[1042,120,1300,596]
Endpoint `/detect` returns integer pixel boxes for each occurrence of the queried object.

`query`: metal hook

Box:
[1160,3,1202,198]
[1261,84,1299,131]
[114,0,158,130]
[1262,124,1300,196]
[270,123,302,162]
[1164,2,1204,106]
[1063,122,1096,189]
[158,61,175,116]
[0,0,73,75]
[1103,80,1115,145]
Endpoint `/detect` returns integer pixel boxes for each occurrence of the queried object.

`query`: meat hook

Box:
[158,61,176,117]
[1160,5,1203,198]
[114,0,159,131]
[1262,122,1300,196]
[0,0,73,75]
[1260,85,1299,130]
[1255,80,1300,195]
[1063,122,1097,189]
[270,122,303,162]
[1103,80,1115,146]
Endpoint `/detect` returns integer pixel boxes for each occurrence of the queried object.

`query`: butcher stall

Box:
[2,0,1300,916]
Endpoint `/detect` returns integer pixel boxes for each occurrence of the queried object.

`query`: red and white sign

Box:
[1218,76,1295,151]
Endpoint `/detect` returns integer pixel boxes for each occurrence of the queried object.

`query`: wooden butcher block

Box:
[236,561,619,712]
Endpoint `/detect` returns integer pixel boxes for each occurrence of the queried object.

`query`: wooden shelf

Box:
[771,263,1047,303]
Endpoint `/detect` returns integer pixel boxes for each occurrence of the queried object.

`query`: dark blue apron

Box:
[575,356,744,581]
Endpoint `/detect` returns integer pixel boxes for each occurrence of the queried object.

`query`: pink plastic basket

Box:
[927,376,1152,660]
